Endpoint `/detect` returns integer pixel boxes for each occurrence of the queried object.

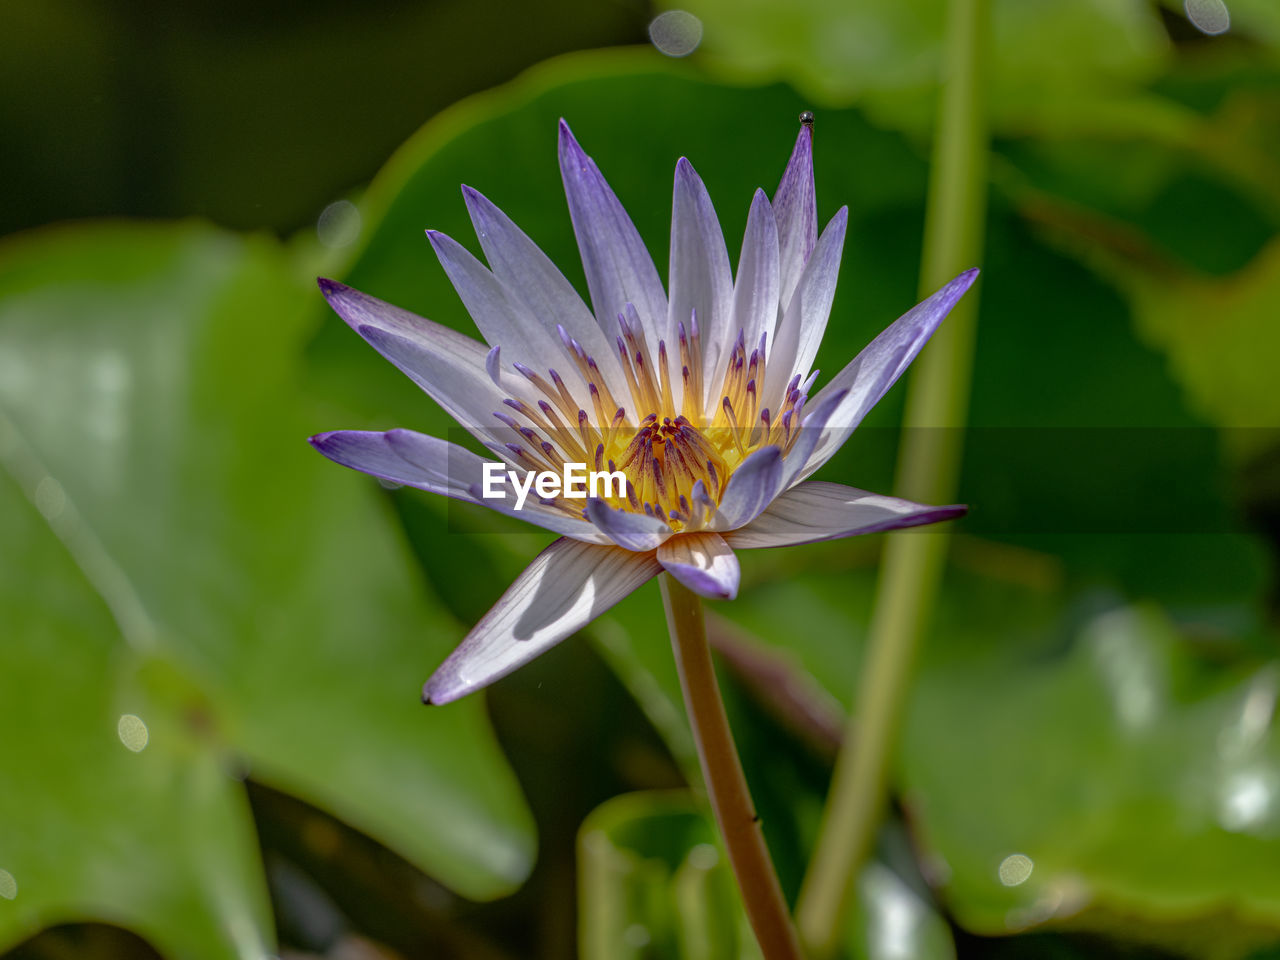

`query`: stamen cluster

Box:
[493,312,813,531]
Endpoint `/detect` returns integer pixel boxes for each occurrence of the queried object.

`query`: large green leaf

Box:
[0,223,534,955]
[902,589,1280,959]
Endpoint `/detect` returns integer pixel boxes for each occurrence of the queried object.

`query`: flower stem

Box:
[660,573,806,960]
[795,0,990,954]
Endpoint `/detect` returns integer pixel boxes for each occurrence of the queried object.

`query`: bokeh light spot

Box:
[998,853,1034,887]
[1219,769,1275,832]
[1185,0,1230,35]
[0,870,15,900]
[117,713,149,753]
[317,200,362,249]
[649,10,703,57]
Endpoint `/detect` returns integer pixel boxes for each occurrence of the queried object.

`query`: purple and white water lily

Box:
[311,118,977,706]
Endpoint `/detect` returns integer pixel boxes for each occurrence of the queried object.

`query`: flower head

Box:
[312,118,977,704]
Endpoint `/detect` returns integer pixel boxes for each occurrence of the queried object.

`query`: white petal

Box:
[764,207,847,415]
[309,429,610,543]
[358,324,524,459]
[773,125,818,311]
[558,120,668,345]
[423,539,661,704]
[723,481,966,548]
[319,280,534,453]
[731,189,781,362]
[427,229,575,394]
[668,157,733,411]
[461,186,629,391]
[797,269,978,481]
[657,532,740,600]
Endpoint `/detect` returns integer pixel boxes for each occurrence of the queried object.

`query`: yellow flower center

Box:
[497,313,808,530]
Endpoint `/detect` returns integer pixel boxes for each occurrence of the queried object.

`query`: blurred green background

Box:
[2,0,1279,958]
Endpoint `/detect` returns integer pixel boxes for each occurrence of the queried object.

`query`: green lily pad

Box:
[0,222,534,956]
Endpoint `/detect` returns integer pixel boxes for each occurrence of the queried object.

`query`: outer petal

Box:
[657,532,740,600]
[423,539,662,705]
[764,206,848,413]
[723,481,966,548]
[668,157,733,408]
[427,229,575,395]
[558,120,668,345]
[712,445,784,531]
[797,269,979,480]
[318,279,533,452]
[461,186,628,389]
[309,429,610,543]
[773,124,817,311]
[357,324,523,458]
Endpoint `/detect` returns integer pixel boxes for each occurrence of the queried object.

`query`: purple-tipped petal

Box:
[427,229,570,386]
[356,324,527,458]
[461,186,627,388]
[798,269,980,480]
[773,124,817,311]
[764,206,848,412]
[318,280,534,445]
[668,157,733,406]
[320,277,498,376]
[723,481,966,548]
[731,189,781,366]
[310,428,463,495]
[558,120,668,344]
[712,445,785,530]
[585,497,672,552]
[423,539,661,704]
[309,429,608,542]
[657,532,740,600]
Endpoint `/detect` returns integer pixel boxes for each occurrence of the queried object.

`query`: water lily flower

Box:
[311,119,976,706]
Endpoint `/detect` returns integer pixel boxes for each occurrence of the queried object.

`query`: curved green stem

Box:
[795,0,990,955]
[660,574,805,960]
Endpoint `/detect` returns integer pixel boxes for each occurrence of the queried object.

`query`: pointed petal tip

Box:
[558,117,579,149]
[422,672,464,705]
[316,277,346,297]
